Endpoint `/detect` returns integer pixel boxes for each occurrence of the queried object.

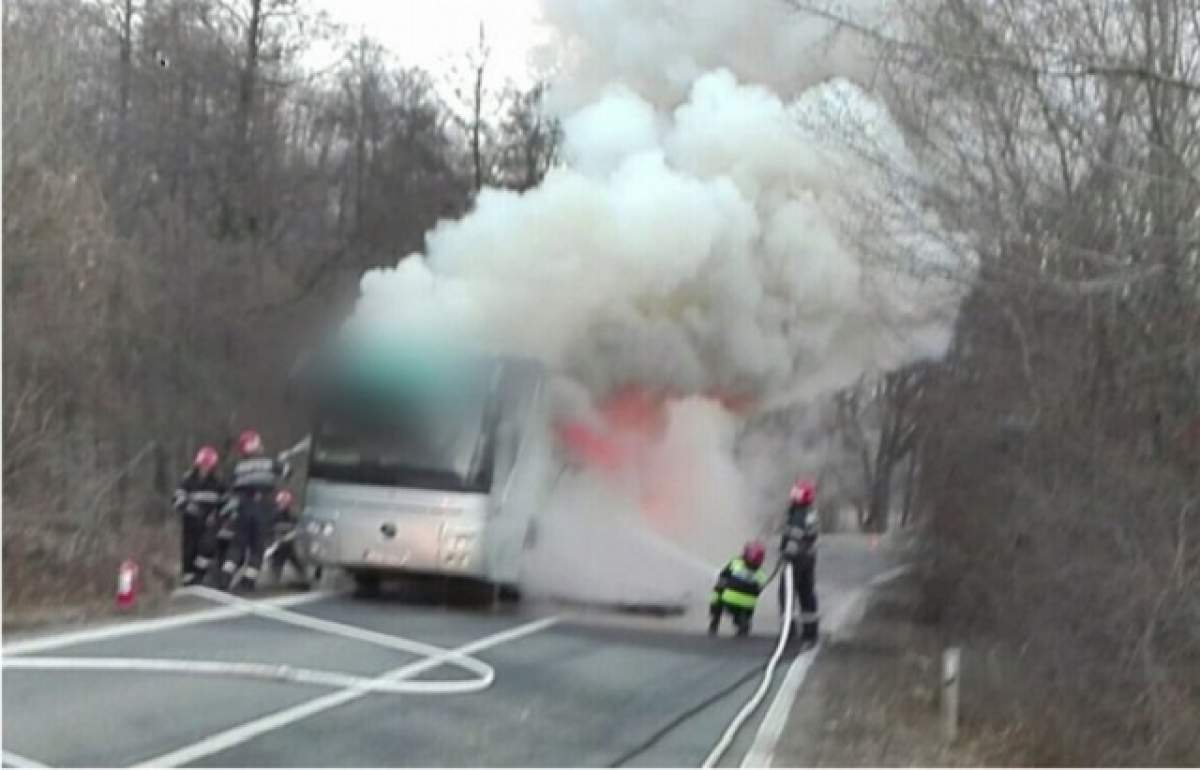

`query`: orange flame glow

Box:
[554,386,750,531]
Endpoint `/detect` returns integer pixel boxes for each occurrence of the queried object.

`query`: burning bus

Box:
[289,335,552,600]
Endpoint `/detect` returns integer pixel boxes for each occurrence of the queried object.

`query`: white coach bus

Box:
[289,340,552,601]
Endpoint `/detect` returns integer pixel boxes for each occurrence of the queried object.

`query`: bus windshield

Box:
[308,383,496,492]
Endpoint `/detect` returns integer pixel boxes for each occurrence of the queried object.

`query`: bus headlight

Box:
[442,531,476,561]
[305,520,335,537]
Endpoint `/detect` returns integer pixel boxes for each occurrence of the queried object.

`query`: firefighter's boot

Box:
[218,561,238,591]
[234,566,259,595]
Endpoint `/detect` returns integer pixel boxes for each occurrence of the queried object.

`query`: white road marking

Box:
[740,563,913,768]
[134,615,561,768]
[6,584,500,695]
[3,591,334,656]
[1,749,48,768]
[177,586,491,674]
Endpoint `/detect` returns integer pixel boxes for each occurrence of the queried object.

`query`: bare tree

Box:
[832,365,925,532]
[444,22,499,194]
[2,0,473,614]
[787,0,1200,761]
[494,80,562,191]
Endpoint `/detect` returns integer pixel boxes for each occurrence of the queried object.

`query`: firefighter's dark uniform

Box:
[709,557,768,636]
[210,502,237,579]
[220,454,290,590]
[172,469,226,585]
[268,501,309,587]
[780,502,820,644]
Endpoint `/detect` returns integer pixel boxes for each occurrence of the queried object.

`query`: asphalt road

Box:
[1,535,889,768]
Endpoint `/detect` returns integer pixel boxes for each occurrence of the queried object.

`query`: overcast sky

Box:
[306,0,554,86]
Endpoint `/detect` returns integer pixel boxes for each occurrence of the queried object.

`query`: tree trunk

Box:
[900,447,918,527]
[224,0,262,239]
[866,460,893,533]
[118,0,132,126]
[112,0,134,233]
[354,75,367,236]
[472,62,484,192]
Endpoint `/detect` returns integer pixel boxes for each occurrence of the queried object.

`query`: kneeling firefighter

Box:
[780,479,820,649]
[265,489,311,589]
[219,430,290,591]
[709,541,769,637]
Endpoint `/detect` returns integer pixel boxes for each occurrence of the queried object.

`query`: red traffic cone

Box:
[116,559,140,609]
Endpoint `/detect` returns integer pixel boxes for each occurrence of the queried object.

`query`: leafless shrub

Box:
[786,0,1200,762]
[3,0,557,617]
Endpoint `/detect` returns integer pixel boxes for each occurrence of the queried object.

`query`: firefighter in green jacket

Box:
[709,541,769,637]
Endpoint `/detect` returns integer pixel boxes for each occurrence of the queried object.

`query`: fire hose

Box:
[4,586,500,696]
[262,529,297,563]
[700,561,796,767]
[608,560,799,768]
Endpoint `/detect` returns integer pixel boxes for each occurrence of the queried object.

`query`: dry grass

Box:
[774,574,1029,767]
[3,513,180,630]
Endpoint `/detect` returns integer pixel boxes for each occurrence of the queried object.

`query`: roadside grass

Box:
[773,573,1034,766]
[3,516,180,632]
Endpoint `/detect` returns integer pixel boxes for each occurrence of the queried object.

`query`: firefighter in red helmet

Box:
[172,446,226,586]
[265,488,311,590]
[781,478,820,649]
[709,540,769,637]
[218,430,291,592]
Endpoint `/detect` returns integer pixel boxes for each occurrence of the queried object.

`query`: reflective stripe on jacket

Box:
[173,469,227,516]
[230,456,289,492]
[712,557,768,609]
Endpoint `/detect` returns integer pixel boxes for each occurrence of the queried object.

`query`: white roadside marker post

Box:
[942,646,961,743]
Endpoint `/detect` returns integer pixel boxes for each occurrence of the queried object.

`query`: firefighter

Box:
[219,429,291,592]
[209,499,237,585]
[709,541,769,637]
[172,446,226,586]
[266,489,311,589]
[780,478,820,650]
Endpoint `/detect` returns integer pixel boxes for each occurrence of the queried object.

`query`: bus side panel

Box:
[482,411,521,584]
[484,364,550,585]
[510,374,553,581]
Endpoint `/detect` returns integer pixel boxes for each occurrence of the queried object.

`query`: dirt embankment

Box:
[773,573,1026,767]
[3,518,180,633]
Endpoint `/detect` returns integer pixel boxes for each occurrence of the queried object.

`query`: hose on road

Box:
[608,561,798,768]
[701,561,796,767]
[1,585,502,697]
[2,655,485,695]
[607,661,768,767]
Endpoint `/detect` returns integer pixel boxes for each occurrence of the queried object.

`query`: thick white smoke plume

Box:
[349,1,968,605]
[537,0,892,110]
